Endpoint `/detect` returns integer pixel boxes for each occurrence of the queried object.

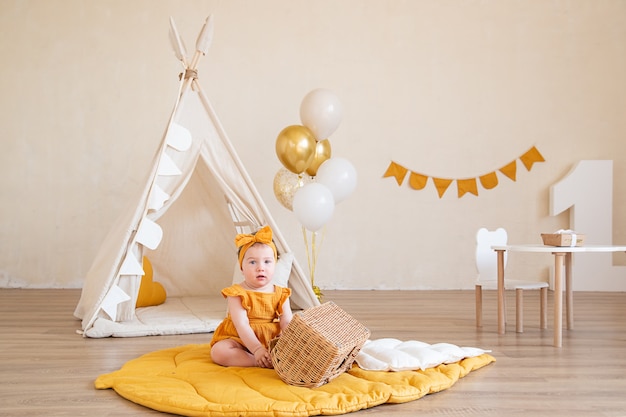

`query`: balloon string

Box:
[311,232,317,286]
[301,226,324,301]
[301,226,311,281]
[313,226,326,278]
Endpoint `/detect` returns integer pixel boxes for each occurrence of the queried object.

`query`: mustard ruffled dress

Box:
[210,284,292,349]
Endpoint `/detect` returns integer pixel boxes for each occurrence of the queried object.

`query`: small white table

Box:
[491,244,626,347]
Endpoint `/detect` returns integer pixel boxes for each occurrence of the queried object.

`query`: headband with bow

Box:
[235,225,277,269]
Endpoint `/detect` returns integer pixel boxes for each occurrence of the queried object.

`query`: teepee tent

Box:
[74,16,319,338]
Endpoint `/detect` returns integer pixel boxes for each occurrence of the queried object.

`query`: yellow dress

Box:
[210,284,291,349]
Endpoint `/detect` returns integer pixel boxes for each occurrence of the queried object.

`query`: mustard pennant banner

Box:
[382,161,408,185]
[382,146,545,199]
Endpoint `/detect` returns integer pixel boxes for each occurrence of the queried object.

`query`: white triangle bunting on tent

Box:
[147,184,170,212]
[119,251,145,276]
[100,285,131,321]
[166,122,192,152]
[135,218,163,250]
[157,152,182,176]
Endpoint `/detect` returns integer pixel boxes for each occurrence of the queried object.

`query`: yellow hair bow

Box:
[235,225,277,268]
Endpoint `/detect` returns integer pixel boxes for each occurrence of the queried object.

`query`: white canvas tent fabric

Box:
[73,16,319,338]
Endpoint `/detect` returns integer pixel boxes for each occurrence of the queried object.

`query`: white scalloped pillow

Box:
[232,252,293,288]
[355,338,491,372]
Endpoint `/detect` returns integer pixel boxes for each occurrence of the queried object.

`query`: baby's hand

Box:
[253,346,273,368]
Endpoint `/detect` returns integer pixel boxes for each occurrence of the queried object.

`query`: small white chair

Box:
[475,227,548,333]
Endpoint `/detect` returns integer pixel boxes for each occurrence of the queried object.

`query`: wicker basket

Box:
[270,301,370,388]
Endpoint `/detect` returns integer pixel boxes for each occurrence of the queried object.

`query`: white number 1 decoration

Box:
[550,160,626,291]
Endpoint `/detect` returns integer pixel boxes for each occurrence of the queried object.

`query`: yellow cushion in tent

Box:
[135,257,167,308]
[95,343,495,417]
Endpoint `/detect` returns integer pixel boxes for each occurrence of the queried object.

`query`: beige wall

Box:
[1,0,625,290]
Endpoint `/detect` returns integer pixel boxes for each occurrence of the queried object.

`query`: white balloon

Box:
[299,89,343,140]
[316,157,357,204]
[292,183,335,231]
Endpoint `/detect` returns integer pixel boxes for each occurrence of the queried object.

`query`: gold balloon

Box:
[273,168,313,211]
[305,139,332,176]
[275,125,316,174]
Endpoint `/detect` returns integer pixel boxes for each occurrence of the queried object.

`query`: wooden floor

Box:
[1,289,626,417]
